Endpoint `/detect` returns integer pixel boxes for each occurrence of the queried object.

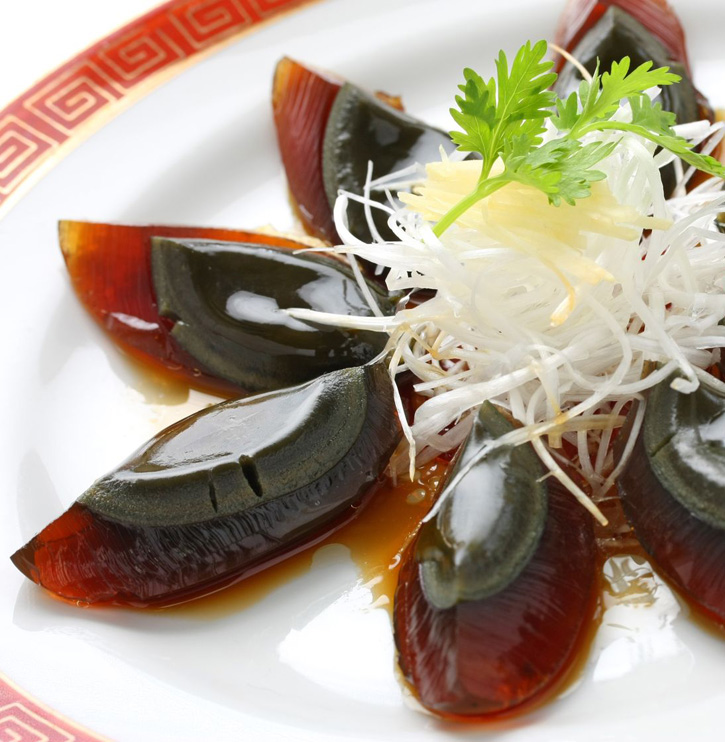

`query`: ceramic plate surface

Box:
[2,0,725,740]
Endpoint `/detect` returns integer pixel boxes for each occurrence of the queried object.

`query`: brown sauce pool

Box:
[165,456,657,714]
[167,435,647,621]
[173,460,446,620]
[169,460,655,639]
[54,359,723,713]
[170,458,611,719]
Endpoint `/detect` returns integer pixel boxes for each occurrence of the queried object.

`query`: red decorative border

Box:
[0,0,311,216]
[0,673,110,741]
[0,0,311,736]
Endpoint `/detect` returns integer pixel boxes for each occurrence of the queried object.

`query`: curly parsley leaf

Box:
[590,94,725,179]
[504,138,617,206]
[564,58,681,136]
[627,94,677,131]
[449,40,556,179]
[434,43,725,237]
[449,69,495,155]
[551,89,580,132]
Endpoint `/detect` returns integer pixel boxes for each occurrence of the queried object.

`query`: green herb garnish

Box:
[434,40,725,236]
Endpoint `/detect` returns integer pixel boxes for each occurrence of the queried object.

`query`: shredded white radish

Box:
[287,96,725,522]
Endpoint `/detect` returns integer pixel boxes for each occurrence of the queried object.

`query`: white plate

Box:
[2,0,725,739]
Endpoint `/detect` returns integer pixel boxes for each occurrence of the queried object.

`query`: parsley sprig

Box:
[434,41,725,237]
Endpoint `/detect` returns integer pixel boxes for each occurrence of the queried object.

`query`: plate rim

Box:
[0,0,314,221]
[0,0,313,738]
[4,0,724,738]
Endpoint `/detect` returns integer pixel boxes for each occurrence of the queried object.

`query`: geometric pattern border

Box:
[0,0,310,735]
[0,0,310,214]
[0,673,110,741]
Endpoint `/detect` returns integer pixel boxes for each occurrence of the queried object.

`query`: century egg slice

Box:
[60,220,392,395]
[394,404,598,719]
[151,237,392,391]
[322,83,456,243]
[553,0,691,76]
[273,58,453,247]
[11,360,400,607]
[555,6,699,125]
[554,5,702,196]
[272,58,342,243]
[616,375,725,628]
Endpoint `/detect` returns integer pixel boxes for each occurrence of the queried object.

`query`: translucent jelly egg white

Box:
[287,102,725,522]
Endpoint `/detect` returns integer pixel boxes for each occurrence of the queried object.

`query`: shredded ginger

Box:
[288,100,725,524]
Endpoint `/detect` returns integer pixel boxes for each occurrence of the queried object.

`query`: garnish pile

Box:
[291,40,725,522]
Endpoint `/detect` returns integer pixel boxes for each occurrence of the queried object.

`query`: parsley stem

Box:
[580,120,658,139]
[433,175,509,237]
[580,121,725,178]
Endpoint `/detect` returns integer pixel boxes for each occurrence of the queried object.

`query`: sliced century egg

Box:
[273,58,454,247]
[553,0,691,76]
[322,82,456,243]
[616,374,725,628]
[554,6,701,196]
[394,404,598,719]
[555,6,699,125]
[60,220,304,395]
[11,360,400,607]
[150,237,393,392]
[60,220,392,395]
[411,403,548,610]
[272,58,343,243]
